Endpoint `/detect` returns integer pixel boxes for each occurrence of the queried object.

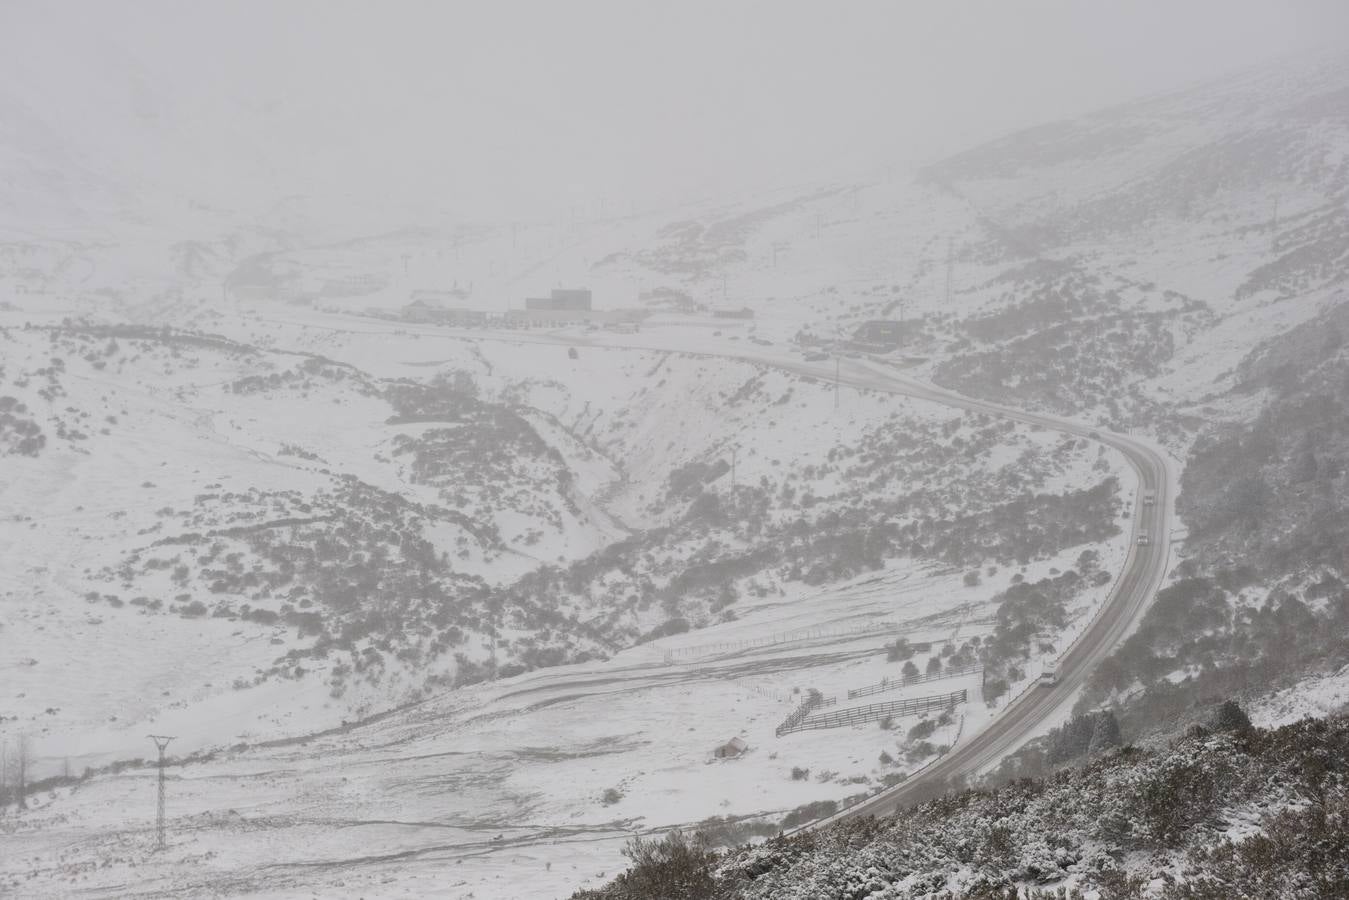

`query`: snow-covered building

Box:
[525,287,592,311]
[401,297,485,325]
[713,736,749,759]
[503,308,645,327]
[712,306,754,319]
[854,320,905,346]
[410,287,471,304]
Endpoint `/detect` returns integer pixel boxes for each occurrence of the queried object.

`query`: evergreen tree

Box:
[1088,710,1123,755]
[1047,713,1096,765]
[1212,699,1252,733]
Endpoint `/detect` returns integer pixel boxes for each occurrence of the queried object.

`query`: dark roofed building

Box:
[549,288,591,310]
[713,736,749,759]
[526,288,592,311]
[854,320,904,346]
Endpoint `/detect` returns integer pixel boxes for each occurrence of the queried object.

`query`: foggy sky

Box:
[5,0,1348,222]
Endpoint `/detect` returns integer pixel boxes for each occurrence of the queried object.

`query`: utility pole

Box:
[148,735,174,850]
[15,734,26,811]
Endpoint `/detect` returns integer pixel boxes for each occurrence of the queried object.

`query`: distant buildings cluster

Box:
[853,320,903,345]
[394,286,646,332]
[712,306,755,320]
[525,288,592,311]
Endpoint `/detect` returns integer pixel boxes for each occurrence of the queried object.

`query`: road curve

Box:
[248,311,1174,818]
[649,348,1173,815]
[787,356,1173,821]
[450,327,1175,817]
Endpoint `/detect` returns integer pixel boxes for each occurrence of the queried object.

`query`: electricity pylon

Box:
[148,735,175,850]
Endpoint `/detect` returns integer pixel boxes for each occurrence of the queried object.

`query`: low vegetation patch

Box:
[572,711,1349,899]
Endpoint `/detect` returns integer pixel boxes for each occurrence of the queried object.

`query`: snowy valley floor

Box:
[1,539,1128,899]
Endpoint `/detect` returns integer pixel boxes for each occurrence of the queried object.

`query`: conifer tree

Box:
[1088,710,1123,755]
[1212,699,1252,733]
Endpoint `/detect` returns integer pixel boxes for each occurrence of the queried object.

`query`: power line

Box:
[148,735,175,850]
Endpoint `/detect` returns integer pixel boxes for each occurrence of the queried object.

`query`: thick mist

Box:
[3,0,1346,222]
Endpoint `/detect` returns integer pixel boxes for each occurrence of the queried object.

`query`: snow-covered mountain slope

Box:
[6,50,1346,413]
[0,317,1134,900]
[2,39,1348,900]
[0,316,1129,758]
[0,323,633,753]
[572,712,1349,900]
[916,50,1349,423]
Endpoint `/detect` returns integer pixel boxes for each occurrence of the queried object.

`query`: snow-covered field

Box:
[1,534,1133,899]
[0,300,1137,898]
[1,310,1130,746]
[8,47,1349,899]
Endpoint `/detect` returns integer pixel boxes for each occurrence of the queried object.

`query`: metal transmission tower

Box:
[14,734,27,810]
[148,735,175,850]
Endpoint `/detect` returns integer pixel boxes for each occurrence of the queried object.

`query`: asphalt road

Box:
[442,328,1175,817]
[792,356,1174,821]
[247,312,1174,818]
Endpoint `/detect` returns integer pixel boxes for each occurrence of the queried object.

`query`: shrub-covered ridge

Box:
[571,712,1349,899]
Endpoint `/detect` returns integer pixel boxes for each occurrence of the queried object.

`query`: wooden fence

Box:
[778,689,967,735]
[775,690,825,737]
[846,664,983,700]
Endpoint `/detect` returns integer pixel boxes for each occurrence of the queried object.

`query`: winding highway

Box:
[248,309,1175,819]
[787,355,1175,821]
[480,330,1176,820]
[453,326,1177,817]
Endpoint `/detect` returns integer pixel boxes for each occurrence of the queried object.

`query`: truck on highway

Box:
[1143,490,1156,505]
[1038,666,1058,687]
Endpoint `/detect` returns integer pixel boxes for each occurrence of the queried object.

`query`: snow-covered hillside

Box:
[3,39,1349,900]
[0,303,1135,899]
[0,324,626,758]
